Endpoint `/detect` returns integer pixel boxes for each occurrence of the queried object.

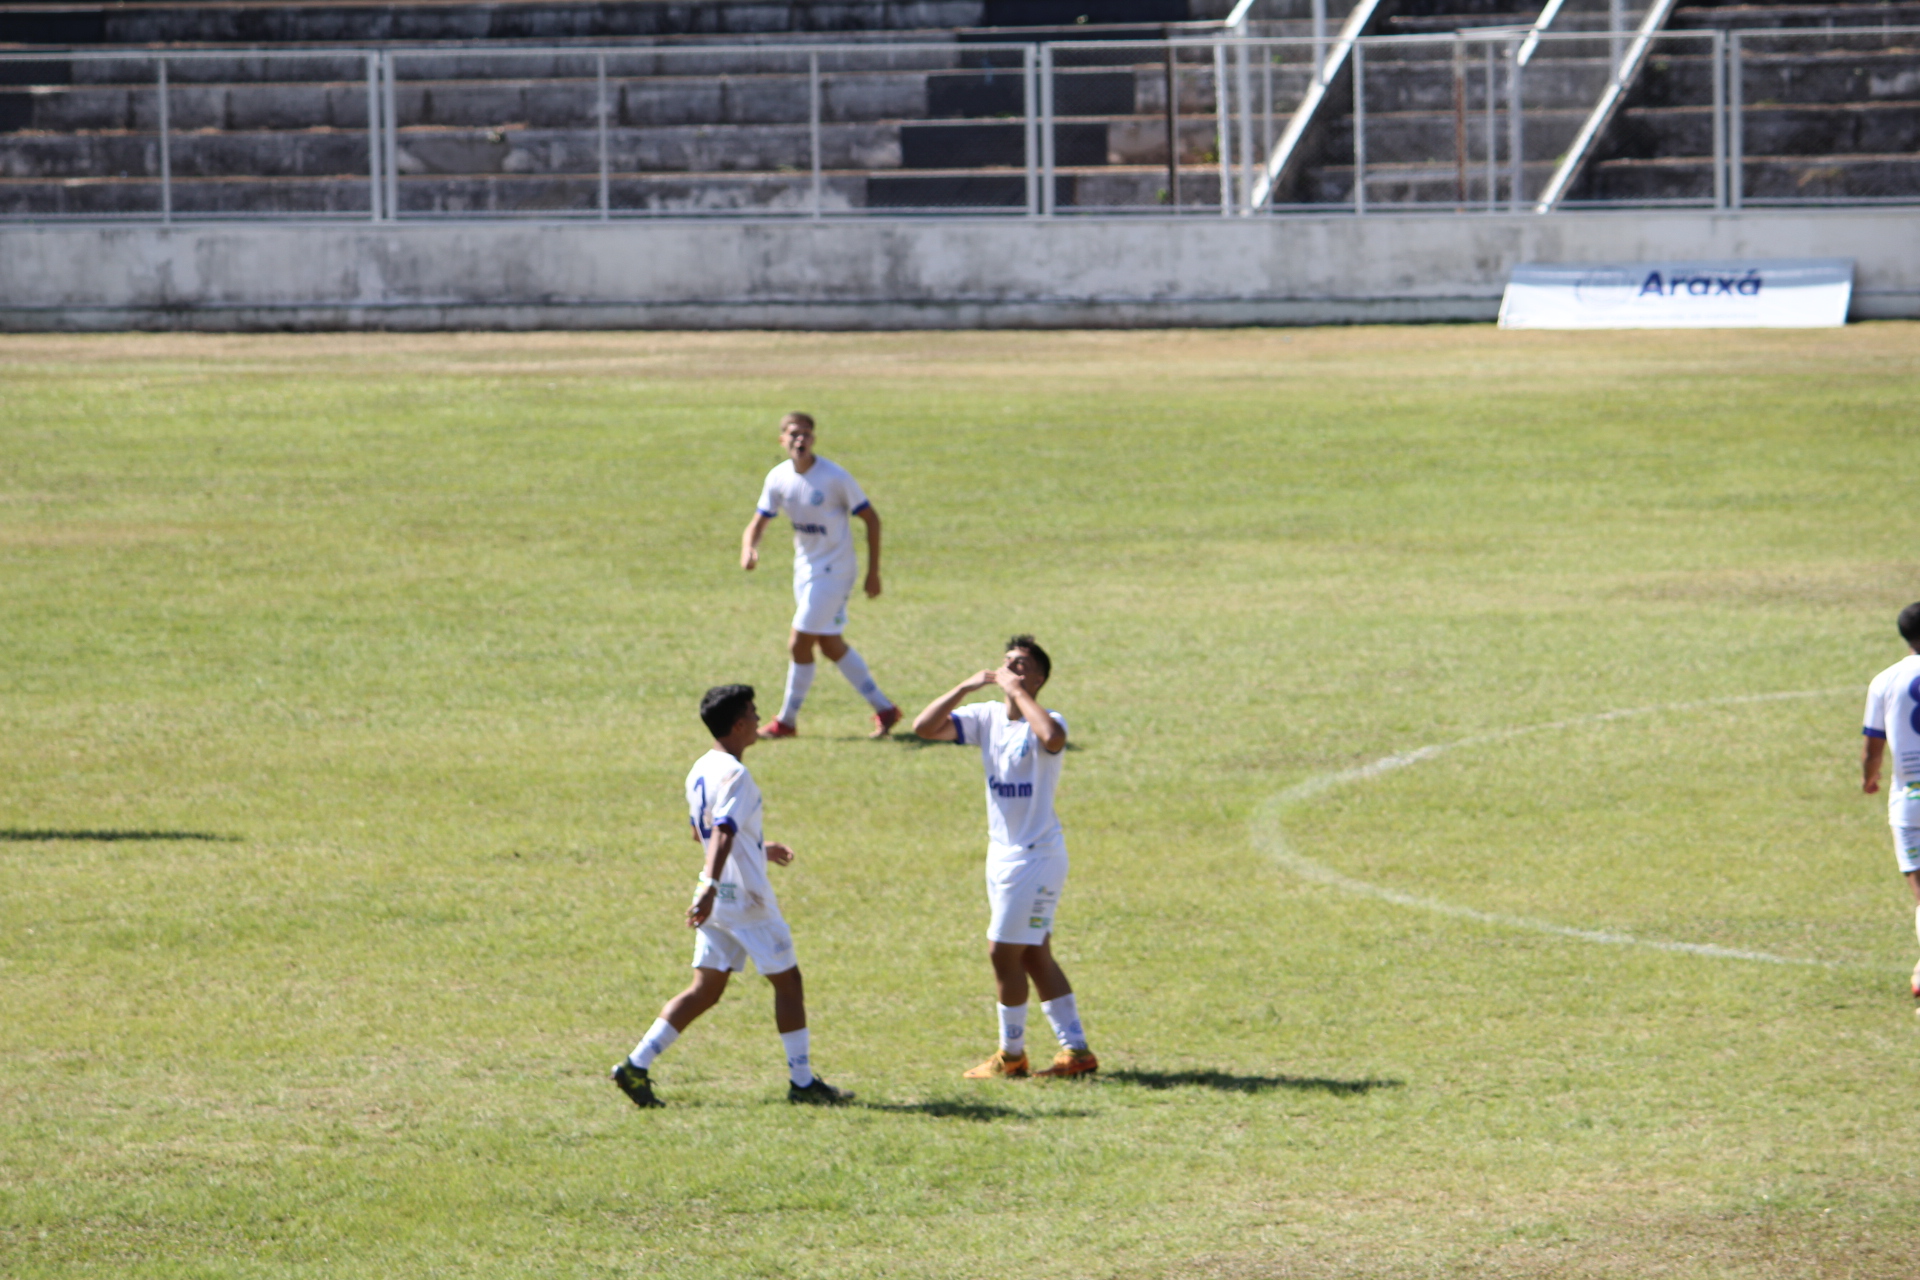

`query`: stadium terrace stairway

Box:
[1566,0,1920,203]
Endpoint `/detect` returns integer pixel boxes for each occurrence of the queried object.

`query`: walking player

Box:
[611,684,851,1107]
[741,413,900,739]
[912,635,1099,1079]
[1860,602,1920,1000]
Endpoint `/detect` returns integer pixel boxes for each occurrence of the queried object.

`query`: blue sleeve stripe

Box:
[952,715,966,746]
[715,817,739,832]
[850,500,872,516]
[1864,727,1888,739]
[757,507,776,518]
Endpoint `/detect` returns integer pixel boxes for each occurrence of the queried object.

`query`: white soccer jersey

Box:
[951,701,1068,853]
[685,749,780,927]
[1864,652,1920,826]
[755,457,870,584]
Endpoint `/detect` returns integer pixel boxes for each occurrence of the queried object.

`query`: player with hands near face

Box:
[913,636,1096,1081]
[611,684,851,1110]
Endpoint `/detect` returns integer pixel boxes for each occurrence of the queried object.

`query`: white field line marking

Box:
[1252,689,1853,967]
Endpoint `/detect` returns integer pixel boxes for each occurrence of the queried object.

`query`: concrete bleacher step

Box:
[1667,0,1920,25]
[1304,156,1559,201]
[1607,99,1920,154]
[1580,151,1920,198]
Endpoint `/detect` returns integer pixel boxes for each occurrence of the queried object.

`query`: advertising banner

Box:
[1498,259,1853,329]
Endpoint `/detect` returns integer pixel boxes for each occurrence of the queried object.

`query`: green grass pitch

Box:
[3,325,1918,1278]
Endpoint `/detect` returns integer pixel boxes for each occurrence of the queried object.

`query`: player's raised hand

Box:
[962,668,1001,693]
[991,665,1025,695]
[767,841,795,866]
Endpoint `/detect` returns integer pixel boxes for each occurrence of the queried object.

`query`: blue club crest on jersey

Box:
[807,489,825,506]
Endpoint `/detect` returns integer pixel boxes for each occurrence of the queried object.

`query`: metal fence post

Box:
[1164,41,1180,210]
[366,52,383,221]
[383,52,399,219]
[809,50,823,219]
[1710,30,1726,210]
[156,58,171,224]
[1352,41,1366,215]
[1312,0,1328,82]
[1484,41,1497,211]
[1214,40,1231,215]
[1728,30,1743,210]
[1609,0,1626,79]
[597,52,611,220]
[1023,44,1039,216]
[1235,31,1253,213]
[1506,40,1522,211]
[1040,43,1056,216]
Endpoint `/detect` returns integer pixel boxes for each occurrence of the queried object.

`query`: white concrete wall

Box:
[1,209,1914,330]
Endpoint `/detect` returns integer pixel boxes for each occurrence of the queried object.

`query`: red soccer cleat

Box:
[869,705,902,738]
[757,718,798,739]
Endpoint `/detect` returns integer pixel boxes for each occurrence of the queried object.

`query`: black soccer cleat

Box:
[611,1061,664,1109]
[788,1076,853,1106]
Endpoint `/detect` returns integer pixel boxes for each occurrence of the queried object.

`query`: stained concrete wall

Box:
[1,208,1915,330]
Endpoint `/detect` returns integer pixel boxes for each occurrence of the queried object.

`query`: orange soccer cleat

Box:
[1034,1048,1099,1079]
[869,705,903,738]
[963,1049,1030,1079]
[757,718,798,739]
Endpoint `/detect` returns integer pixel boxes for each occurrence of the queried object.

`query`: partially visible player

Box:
[1860,601,1920,1000]
[911,635,1098,1080]
[611,684,851,1108]
[740,413,900,739]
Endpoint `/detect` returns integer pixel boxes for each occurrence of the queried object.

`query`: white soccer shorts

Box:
[691,918,798,975]
[985,846,1069,946]
[1894,825,1920,875]
[791,572,853,635]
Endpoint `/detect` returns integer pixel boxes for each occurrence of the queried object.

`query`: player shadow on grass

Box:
[1106,1069,1401,1096]
[859,1099,1097,1123]
[0,829,240,842]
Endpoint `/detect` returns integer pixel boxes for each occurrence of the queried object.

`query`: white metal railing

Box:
[0,27,1915,223]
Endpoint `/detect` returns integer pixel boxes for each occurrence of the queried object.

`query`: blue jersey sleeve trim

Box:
[952,715,966,746]
[850,500,872,516]
[715,816,739,832]
[756,507,776,518]
[1863,726,1888,739]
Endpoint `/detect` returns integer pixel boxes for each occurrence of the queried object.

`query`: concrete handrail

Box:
[1247,0,1386,210]
[1530,0,1682,212]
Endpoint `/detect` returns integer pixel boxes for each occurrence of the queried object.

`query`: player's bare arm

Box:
[1863,735,1885,794]
[911,670,1000,741]
[741,511,772,571]
[856,505,882,598]
[994,665,1067,753]
[686,824,736,928]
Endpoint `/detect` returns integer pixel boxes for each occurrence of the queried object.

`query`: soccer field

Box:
[4,326,1918,1279]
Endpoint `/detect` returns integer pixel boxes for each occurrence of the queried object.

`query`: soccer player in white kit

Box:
[610,684,851,1107]
[1860,602,1920,1000]
[912,635,1098,1080]
[740,413,900,739]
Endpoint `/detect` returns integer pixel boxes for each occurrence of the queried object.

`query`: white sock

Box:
[779,661,815,725]
[834,648,892,712]
[997,1002,1028,1055]
[628,1018,678,1070]
[1912,903,1919,948]
[780,1028,814,1087]
[1042,994,1088,1053]
[833,652,890,710]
